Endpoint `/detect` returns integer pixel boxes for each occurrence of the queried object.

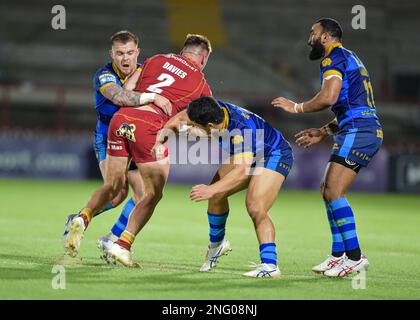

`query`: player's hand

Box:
[190,184,215,202]
[271,97,296,113]
[295,128,326,148]
[151,142,167,160]
[154,94,173,116]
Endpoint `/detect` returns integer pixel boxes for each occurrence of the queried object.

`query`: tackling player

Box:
[64,35,213,266]
[272,18,383,277]
[63,31,172,259]
[152,97,294,278]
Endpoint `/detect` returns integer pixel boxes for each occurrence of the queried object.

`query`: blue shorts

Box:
[93,130,107,163]
[332,123,383,167]
[255,140,294,178]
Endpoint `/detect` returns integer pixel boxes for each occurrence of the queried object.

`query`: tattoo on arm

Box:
[103,84,143,107]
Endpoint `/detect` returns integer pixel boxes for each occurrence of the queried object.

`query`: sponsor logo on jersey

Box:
[345,159,357,166]
[99,73,117,85]
[109,145,122,150]
[322,58,332,67]
[116,123,136,142]
[231,135,244,145]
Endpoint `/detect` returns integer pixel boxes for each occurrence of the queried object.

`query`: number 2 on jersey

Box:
[147,73,175,94]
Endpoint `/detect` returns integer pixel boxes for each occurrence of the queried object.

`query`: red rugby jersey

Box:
[135,53,212,115]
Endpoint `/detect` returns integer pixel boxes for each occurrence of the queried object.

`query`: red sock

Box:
[116,239,131,251]
[79,214,90,229]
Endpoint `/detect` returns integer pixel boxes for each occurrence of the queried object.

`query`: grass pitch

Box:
[0,179,419,299]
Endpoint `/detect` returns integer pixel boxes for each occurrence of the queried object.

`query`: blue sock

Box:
[325,201,345,256]
[207,211,229,247]
[111,198,135,237]
[329,197,360,254]
[260,243,277,265]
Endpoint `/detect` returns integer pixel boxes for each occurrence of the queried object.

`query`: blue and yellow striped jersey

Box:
[216,100,288,159]
[93,62,141,136]
[320,43,379,129]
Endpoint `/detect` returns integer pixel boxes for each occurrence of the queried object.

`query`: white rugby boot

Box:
[324,255,369,278]
[243,263,281,278]
[97,233,118,264]
[312,254,346,274]
[64,216,86,257]
[63,214,78,246]
[199,239,232,272]
[107,242,141,268]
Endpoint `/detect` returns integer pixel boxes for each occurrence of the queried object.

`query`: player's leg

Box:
[242,168,285,278]
[96,159,129,214]
[94,131,130,216]
[63,133,125,243]
[312,162,352,273]
[97,166,142,263]
[314,125,382,276]
[318,161,370,277]
[107,167,142,239]
[200,163,250,272]
[64,155,129,257]
[108,159,170,267]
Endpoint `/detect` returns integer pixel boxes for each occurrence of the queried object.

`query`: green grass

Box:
[0,179,419,299]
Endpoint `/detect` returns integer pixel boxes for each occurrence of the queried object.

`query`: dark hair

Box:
[187,96,224,126]
[110,30,139,46]
[183,34,212,53]
[316,18,343,40]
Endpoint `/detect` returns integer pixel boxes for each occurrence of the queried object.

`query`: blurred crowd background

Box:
[0,0,419,192]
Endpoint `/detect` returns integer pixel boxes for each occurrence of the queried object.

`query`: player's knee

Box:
[322,185,344,202]
[246,200,266,223]
[104,178,125,198]
[209,193,228,206]
[141,189,163,206]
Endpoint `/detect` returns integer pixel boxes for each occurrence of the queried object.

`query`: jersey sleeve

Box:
[321,51,346,81]
[229,126,254,160]
[95,69,118,94]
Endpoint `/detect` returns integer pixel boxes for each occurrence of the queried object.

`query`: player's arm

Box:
[101,83,167,108]
[158,110,192,142]
[151,110,193,160]
[271,76,342,113]
[190,156,253,202]
[295,118,339,148]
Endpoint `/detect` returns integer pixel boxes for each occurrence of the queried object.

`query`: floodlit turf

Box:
[0,179,419,300]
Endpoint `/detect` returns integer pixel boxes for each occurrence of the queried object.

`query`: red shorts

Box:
[107,107,170,163]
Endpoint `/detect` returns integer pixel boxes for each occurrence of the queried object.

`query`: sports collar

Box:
[221,107,229,130]
[325,42,342,57]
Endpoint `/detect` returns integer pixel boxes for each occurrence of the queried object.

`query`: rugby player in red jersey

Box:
[64,35,212,267]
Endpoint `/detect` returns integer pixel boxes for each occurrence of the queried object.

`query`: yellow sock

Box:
[120,230,135,246]
[80,208,93,222]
